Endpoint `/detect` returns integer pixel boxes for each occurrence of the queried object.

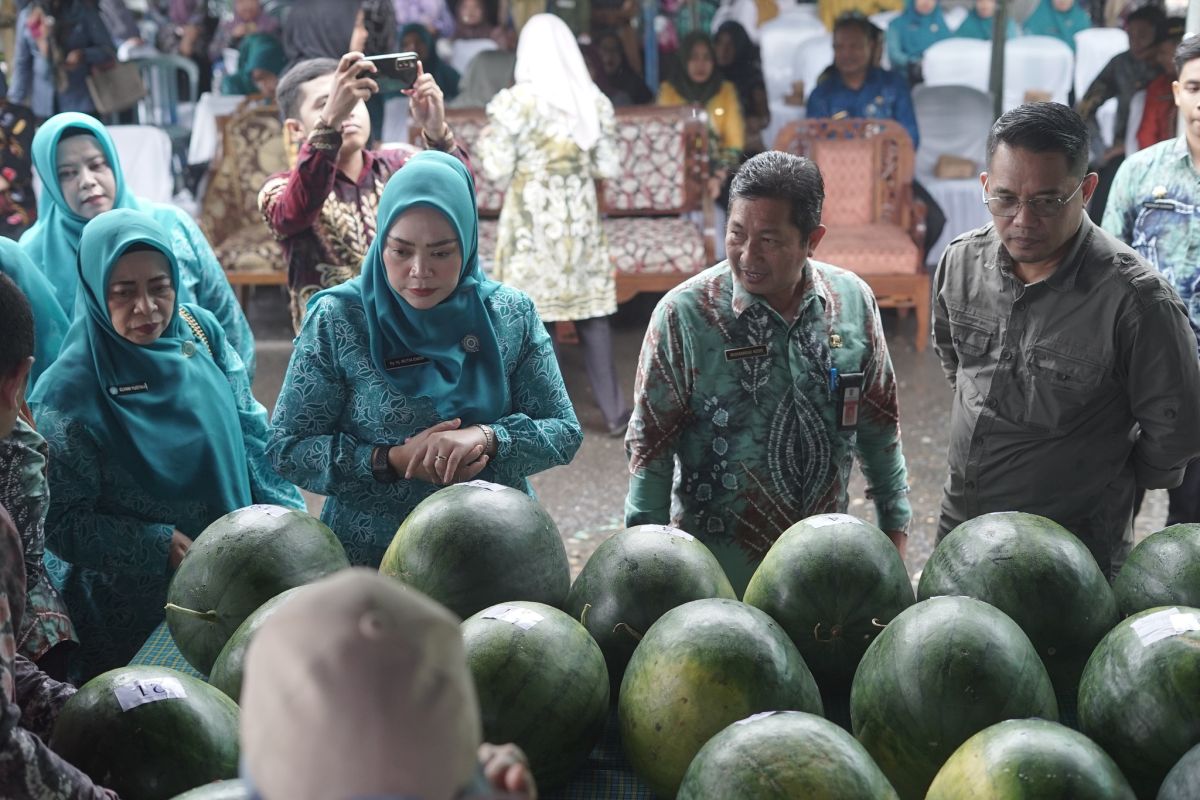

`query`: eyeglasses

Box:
[981,177,1086,218]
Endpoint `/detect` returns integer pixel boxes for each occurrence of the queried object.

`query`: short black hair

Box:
[1175,32,1200,72]
[833,13,881,42]
[986,102,1090,178]
[276,57,339,122]
[730,151,824,239]
[1127,4,1166,32]
[59,125,98,142]
[0,273,34,380]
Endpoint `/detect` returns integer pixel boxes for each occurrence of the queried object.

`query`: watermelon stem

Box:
[614,622,643,642]
[580,603,591,628]
[164,603,219,623]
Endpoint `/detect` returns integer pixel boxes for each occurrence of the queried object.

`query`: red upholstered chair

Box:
[773,118,930,352]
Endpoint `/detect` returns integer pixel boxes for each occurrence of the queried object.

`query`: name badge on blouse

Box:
[385,355,430,370]
[108,382,149,396]
[1142,199,1180,211]
[724,344,769,361]
[835,372,864,431]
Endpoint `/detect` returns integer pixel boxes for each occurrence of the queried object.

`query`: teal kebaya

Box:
[0,238,68,389]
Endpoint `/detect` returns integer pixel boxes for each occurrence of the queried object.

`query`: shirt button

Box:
[1000,349,1013,361]
[986,397,998,409]
[965,480,976,490]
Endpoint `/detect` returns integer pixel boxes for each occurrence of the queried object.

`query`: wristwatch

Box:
[371,445,397,484]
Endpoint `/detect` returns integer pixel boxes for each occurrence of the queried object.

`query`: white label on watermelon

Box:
[643,525,695,541]
[806,513,859,528]
[248,504,288,517]
[461,480,505,492]
[1131,607,1200,646]
[114,677,187,711]
[481,604,544,630]
[735,711,778,726]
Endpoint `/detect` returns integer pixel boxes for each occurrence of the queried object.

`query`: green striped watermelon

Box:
[926,719,1135,799]
[619,598,823,798]
[1078,605,1200,798]
[209,586,308,703]
[166,505,349,674]
[1113,524,1200,617]
[51,667,239,800]
[563,524,736,694]
[917,511,1118,695]
[381,482,569,619]
[850,595,1058,800]
[743,513,913,695]
[167,780,249,799]
[1159,742,1200,800]
[677,710,899,799]
[461,601,609,791]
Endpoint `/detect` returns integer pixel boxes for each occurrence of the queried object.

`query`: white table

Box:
[187,92,249,166]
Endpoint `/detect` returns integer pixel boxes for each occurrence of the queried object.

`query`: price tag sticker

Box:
[1131,608,1200,647]
[735,711,778,726]
[806,514,859,528]
[114,677,188,712]
[248,504,289,518]
[481,604,544,630]
[643,525,695,542]
[461,480,505,492]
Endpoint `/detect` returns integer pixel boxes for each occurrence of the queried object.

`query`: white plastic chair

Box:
[711,0,763,41]
[1074,27,1129,99]
[1125,88,1147,155]
[921,38,992,94]
[759,23,827,106]
[792,33,834,107]
[1003,35,1074,111]
[107,125,175,204]
[449,39,498,75]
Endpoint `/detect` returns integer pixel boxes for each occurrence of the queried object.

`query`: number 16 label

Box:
[114,676,188,712]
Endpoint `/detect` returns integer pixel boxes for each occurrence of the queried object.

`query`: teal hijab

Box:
[315,151,507,425]
[955,7,1019,40]
[20,112,145,317]
[890,0,951,59]
[1022,0,1092,49]
[222,33,287,96]
[0,238,69,389]
[29,209,252,521]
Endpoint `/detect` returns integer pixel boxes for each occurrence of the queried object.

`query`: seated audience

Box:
[0,240,66,391]
[1136,16,1185,152]
[887,0,951,84]
[20,113,257,378]
[152,0,215,92]
[453,0,502,39]
[448,49,516,108]
[221,31,288,97]
[808,13,945,254]
[0,84,37,240]
[393,0,457,38]
[818,0,897,31]
[401,23,462,101]
[591,0,643,76]
[714,21,769,155]
[1021,0,1091,50]
[209,0,281,63]
[31,210,304,684]
[591,28,652,106]
[260,53,466,330]
[8,0,115,119]
[241,569,536,800]
[954,0,1019,40]
[658,33,745,173]
[269,152,583,568]
[663,0,720,51]
[0,273,117,798]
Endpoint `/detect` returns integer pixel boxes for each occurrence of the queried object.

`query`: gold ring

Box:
[434,455,448,461]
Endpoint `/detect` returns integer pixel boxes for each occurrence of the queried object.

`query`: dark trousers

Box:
[913,180,946,259]
[547,316,627,430]
[1133,458,1200,526]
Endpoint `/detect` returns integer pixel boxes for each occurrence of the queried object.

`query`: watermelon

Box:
[209,586,307,703]
[917,511,1118,695]
[51,666,239,800]
[461,600,609,791]
[619,598,823,798]
[926,719,1135,799]
[1160,742,1200,800]
[677,710,899,800]
[1113,524,1200,617]
[167,781,249,800]
[850,595,1058,800]
[166,505,349,674]
[1078,605,1200,798]
[563,524,736,694]
[743,513,913,695]
[380,482,569,620]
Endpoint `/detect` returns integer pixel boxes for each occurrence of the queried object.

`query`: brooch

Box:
[830,333,843,349]
[462,334,481,353]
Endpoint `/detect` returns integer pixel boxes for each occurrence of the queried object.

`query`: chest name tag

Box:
[836,372,864,431]
[724,345,769,361]
[114,677,187,712]
[108,382,149,397]
[385,355,430,370]
[1142,199,1181,211]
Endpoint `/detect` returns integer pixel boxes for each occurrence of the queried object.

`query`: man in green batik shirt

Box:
[1103,34,1200,526]
[624,151,912,594]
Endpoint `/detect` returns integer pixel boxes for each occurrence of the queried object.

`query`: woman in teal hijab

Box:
[400,23,461,101]
[955,0,1020,40]
[887,0,952,81]
[19,112,258,379]
[30,209,302,683]
[221,32,287,97]
[269,151,582,568]
[0,238,68,390]
[1022,0,1091,50]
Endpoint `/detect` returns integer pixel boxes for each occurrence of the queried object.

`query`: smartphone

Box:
[361,52,419,91]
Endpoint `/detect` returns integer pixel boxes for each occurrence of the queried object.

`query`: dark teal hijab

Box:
[222,33,287,96]
[0,238,69,389]
[1022,0,1092,50]
[890,0,952,59]
[29,209,252,522]
[20,112,146,317]
[314,151,507,425]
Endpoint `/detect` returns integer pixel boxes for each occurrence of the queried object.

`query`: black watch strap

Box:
[371,445,397,484]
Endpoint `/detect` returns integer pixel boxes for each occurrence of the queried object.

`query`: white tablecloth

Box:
[922,175,991,267]
[187,92,249,166]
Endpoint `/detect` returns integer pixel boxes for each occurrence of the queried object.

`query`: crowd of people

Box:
[0,0,1199,796]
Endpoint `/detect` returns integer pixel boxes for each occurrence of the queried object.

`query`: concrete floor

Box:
[245,286,1169,580]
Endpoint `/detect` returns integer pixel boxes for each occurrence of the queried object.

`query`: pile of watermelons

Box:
[50,487,1200,800]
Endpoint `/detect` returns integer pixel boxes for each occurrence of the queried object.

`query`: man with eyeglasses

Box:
[932,102,1200,579]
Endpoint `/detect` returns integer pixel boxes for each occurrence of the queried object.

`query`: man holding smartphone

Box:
[260,51,468,330]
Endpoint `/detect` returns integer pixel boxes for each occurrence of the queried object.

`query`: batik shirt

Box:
[259,133,468,331]
[1077,51,1160,150]
[1102,136,1200,352]
[0,504,117,800]
[624,261,912,594]
[268,286,583,568]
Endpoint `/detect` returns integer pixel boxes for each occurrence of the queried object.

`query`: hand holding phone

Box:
[321,52,378,129]
[361,51,420,91]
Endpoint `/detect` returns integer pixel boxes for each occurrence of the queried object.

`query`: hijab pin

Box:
[181,341,196,357]
[462,334,481,353]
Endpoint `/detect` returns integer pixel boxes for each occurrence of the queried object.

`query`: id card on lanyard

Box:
[830,370,864,431]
